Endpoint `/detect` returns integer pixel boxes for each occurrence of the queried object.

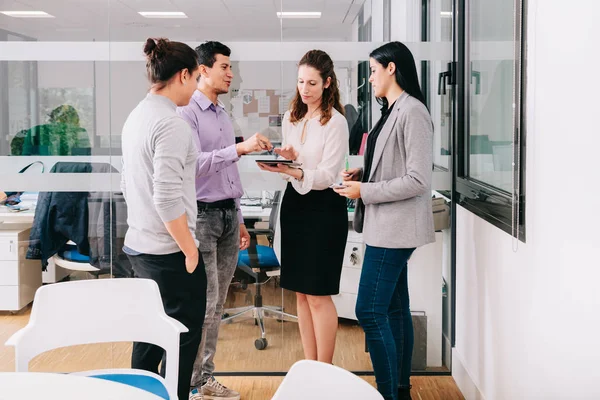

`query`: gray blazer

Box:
[354,92,435,249]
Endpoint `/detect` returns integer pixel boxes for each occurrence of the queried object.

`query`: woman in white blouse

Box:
[258,49,349,364]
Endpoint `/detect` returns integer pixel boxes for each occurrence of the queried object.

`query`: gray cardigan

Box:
[354,92,435,249]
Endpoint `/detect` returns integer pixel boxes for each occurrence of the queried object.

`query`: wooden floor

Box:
[216,376,464,400]
[217,279,376,372]
[0,275,463,399]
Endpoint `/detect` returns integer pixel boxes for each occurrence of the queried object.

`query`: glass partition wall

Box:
[0,2,122,371]
[0,0,454,378]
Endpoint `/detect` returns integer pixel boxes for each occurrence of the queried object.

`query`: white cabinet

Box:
[0,224,42,311]
[333,229,365,320]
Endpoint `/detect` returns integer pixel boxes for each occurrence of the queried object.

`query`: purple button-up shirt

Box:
[177,90,244,224]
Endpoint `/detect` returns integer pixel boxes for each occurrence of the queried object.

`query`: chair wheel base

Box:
[255,338,268,350]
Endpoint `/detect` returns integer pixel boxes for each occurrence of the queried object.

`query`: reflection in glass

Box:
[0,0,450,379]
[11,104,92,156]
[426,0,453,170]
[468,0,516,192]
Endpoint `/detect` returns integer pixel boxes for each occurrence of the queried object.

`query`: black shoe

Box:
[398,385,412,400]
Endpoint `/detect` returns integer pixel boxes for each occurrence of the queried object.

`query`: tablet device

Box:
[255,159,302,168]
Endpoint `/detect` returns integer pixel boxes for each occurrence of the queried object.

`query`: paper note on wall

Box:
[254,90,267,99]
[231,97,243,119]
[248,112,260,131]
[258,96,271,114]
[279,97,289,114]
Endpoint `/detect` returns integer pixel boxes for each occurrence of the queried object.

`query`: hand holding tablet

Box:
[255,159,302,168]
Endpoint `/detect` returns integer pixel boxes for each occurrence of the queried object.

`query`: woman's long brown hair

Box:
[289,50,345,126]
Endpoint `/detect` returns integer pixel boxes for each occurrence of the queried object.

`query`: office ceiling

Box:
[0,0,366,41]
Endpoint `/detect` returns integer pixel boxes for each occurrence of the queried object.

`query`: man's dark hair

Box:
[195,41,231,68]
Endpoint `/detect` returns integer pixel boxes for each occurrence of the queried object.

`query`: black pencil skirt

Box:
[279,182,348,296]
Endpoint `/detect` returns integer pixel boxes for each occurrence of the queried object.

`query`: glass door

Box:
[409,0,455,371]
[428,0,454,193]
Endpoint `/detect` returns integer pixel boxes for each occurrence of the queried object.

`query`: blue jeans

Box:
[191,207,239,386]
[356,245,416,400]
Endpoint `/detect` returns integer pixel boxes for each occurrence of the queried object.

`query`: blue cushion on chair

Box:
[89,373,170,399]
[57,243,90,263]
[238,245,280,268]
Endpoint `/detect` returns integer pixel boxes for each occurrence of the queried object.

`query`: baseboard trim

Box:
[452,349,486,400]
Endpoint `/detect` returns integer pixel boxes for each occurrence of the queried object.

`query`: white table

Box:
[0,207,35,224]
[240,205,272,220]
[0,205,352,224]
[0,372,163,400]
[240,205,355,221]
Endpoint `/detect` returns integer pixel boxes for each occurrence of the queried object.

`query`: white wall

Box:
[371,0,384,42]
[368,0,382,126]
[453,1,600,399]
[38,62,94,89]
[390,0,421,42]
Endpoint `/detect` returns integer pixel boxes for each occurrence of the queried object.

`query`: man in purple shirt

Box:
[177,41,272,400]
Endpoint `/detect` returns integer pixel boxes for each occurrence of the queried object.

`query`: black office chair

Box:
[221,191,297,350]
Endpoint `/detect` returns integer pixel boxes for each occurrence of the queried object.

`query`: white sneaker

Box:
[201,376,240,400]
[189,387,204,400]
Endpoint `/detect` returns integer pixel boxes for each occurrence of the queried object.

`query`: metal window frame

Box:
[455,0,527,242]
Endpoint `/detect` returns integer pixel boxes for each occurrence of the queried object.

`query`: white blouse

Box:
[281,108,349,195]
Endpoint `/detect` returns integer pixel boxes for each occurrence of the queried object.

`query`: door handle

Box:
[437,62,455,95]
[437,71,448,95]
[471,70,481,94]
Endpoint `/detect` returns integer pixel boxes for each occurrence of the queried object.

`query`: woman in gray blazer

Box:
[335,42,434,400]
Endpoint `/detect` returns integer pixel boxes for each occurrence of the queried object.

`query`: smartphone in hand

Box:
[329,183,347,189]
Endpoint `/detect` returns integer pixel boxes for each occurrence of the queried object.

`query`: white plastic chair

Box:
[271,360,384,400]
[5,278,188,400]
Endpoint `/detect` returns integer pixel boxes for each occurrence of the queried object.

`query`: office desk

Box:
[241,205,354,221]
[0,207,35,224]
[0,205,351,224]
[0,205,274,231]
[0,372,162,399]
[1,195,125,283]
[0,224,42,311]
[240,205,272,220]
